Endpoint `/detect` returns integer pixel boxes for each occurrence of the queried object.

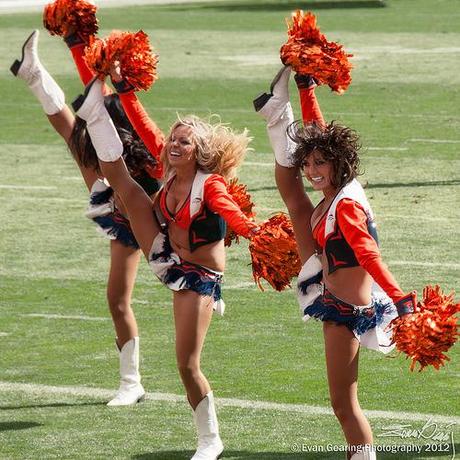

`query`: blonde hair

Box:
[161,115,252,180]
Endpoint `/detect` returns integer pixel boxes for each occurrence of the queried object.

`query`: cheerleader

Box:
[71,65,258,458]
[254,66,415,460]
[10,29,164,406]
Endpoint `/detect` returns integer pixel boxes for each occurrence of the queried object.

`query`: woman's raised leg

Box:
[254,66,315,262]
[74,79,160,258]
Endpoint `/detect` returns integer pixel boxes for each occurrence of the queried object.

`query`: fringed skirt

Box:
[148,233,225,315]
[301,284,397,353]
[86,179,139,250]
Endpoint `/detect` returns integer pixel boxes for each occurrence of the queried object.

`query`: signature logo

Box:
[378,419,456,459]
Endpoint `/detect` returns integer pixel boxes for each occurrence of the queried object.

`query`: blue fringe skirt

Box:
[86,180,139,250]
[148,233,225,315]
[303,286,397,353]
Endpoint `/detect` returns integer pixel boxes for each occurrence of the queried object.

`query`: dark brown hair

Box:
[69,94,157,177]
[289,121,362,189]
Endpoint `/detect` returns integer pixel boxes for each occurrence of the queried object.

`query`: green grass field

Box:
[0,0,459,458]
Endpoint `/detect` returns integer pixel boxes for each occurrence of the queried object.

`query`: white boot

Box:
[72,78,123,162]
[350,445,377,459]
[11,30,65,116]
[107,337,145,406]
[253,66,296,168]
[191,392,223,460]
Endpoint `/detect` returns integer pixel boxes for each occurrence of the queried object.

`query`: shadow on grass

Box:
[250,179,460,193]
[133,445,460,459]
[0,421,42,431]
[0,401,107,410]
[178,0,387,12]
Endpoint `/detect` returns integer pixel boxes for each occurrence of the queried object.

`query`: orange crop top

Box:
[158,174,257,251]
[312,198,404,303]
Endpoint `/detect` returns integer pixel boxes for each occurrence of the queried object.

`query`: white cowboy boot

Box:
[350,446,377,459]
[10,30,65,115]
[191,392,223,460]
[107,337,145,406]
[253,66,296,167]
[72,78,123,162]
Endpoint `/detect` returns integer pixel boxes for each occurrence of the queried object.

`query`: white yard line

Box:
[0,0,230,13]
[244,161,273,167]
[388,261,460,269]
[0,184,57,190]
[0,381,458,424]
[367,147,408,151]
[384,214,458,223]
[408,139,460,144]
[19,313,110,321]
[225,281,257,289]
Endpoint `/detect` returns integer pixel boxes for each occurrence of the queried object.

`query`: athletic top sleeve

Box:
[118,92,165,179]
[336,199,405,302]
[204,175,257,238]
[69,44,94,86]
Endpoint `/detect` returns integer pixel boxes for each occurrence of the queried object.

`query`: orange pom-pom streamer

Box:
[43,0,98,41]
[84,30,158,91]
[390,285,460,371]
[225,179,256,247]
[249,213,301,291]
[280,10,353,94]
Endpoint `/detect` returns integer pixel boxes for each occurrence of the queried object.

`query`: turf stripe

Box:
[388,261,460,269]
[19,313,110,321]
[0,184,57,190]
[409,138,460,144]
[0,381,458,424]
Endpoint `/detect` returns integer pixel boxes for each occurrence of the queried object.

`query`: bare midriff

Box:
[323,260,373,307]
[168,223,226,272]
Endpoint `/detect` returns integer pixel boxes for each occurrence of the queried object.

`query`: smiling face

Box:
[165,124,196,168]
[302,149,336,197]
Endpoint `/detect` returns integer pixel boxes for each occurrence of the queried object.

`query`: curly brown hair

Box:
[289,121,362,189]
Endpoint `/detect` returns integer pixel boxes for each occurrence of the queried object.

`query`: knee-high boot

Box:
[191,392,223,460]
[107,337,145,406]
[253,66,296,168]
[349,445,377,460]
[11,30,65,116]
[72,78,123,162]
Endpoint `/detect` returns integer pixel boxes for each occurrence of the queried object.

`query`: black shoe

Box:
[253,92,272,112]
[71,76,99,113]
[253,65,290,112]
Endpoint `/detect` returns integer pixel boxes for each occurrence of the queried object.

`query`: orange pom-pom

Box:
[224,179,256,247]
[390,285,460,371]
[84,30,158,91]
[280,10,353,93]
[43,0,98,41]
[249,213,301,291]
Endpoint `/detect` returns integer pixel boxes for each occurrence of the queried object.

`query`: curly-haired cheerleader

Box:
[10,29,164,406]
[72,69,258,458]
[254,66,416,460]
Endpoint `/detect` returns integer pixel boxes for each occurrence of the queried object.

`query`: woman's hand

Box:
[110,60,123,83]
